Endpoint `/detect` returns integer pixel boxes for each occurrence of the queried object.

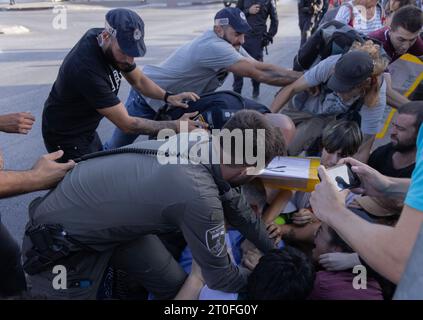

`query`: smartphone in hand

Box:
[322,163,361,191]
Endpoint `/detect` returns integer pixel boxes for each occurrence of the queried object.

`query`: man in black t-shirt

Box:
[42,8,202,162]
[368,102,423,178]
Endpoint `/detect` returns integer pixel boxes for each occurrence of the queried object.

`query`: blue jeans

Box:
[104,89,157,150]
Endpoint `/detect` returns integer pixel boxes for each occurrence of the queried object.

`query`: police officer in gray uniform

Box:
[233,0,279,98]
[22,110,286,299]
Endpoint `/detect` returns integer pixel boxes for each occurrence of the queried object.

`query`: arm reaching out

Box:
[270,76,310,113]
[0,150,75,198]
[227,59,302,88]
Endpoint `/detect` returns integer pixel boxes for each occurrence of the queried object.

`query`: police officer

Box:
[104,7,301,150]
[22,110,286,299]
[233,0,279,98]
[42,8,201,163]
[298,0,327,46]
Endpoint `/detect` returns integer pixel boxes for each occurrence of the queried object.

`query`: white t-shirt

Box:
[142,30,251,111]
[292,54,387,135]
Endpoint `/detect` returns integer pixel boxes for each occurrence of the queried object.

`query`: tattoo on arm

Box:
[128,117,177,136]
[262,70,301,86]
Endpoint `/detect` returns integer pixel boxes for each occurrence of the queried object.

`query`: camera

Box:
[323,163,361,191]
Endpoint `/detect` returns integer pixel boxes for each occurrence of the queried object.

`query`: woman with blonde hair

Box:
[270,40,388,162]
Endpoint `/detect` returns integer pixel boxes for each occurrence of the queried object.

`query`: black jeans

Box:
[43,132,103,163]
[0,218,27,297]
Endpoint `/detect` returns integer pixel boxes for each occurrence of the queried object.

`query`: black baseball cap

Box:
[105,8,146,58]
[327,51,374,93]
[214,7,251,34]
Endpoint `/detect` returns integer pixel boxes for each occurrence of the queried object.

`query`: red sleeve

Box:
[410,37,423,57]
[368,27,386,43]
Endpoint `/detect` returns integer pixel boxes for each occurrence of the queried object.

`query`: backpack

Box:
[293,20,365,71]
[155,91,270,130]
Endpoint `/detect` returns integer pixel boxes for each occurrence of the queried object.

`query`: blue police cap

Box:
[214,7,251,34]
[105,8,146,57]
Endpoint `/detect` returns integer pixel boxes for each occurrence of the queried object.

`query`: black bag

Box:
[156,91,270,130]
[293,20,365,71]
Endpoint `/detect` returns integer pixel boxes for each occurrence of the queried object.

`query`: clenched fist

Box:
[0,112,35,134]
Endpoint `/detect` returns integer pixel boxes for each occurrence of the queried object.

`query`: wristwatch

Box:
[163,91,174,103]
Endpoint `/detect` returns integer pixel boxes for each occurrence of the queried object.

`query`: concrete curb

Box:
[0,24,30,34]
[70,0,223,8]
[0,4,54,12]
[0,1,222,12]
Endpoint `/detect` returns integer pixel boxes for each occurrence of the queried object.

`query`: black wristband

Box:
[124,63,137,73]
[164,91,174,103]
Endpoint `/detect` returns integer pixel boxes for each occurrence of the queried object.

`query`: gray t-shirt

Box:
[142,30,251,111]
[292,54,387,135]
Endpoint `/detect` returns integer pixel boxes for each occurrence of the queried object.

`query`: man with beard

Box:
[42,8,201,162]
[368,101,423,178]
[105,7,301,150]
[22,110,285,299]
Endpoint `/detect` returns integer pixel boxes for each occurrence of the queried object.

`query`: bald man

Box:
[264,113,296,146]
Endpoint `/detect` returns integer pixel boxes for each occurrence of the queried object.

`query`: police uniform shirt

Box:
[237,0,279,37]
[26,135,274,296]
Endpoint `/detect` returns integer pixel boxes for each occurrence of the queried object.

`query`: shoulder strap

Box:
[344,3,354,26]
[378,3,386,24]
[350,95,365,113]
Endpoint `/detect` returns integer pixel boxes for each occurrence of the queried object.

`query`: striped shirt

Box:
[335,2,383,35]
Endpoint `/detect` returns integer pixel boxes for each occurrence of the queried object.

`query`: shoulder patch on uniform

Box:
[133,29,142,41]
[205,224,226,257]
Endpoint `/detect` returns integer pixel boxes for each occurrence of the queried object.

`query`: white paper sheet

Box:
[259,157,311,179]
